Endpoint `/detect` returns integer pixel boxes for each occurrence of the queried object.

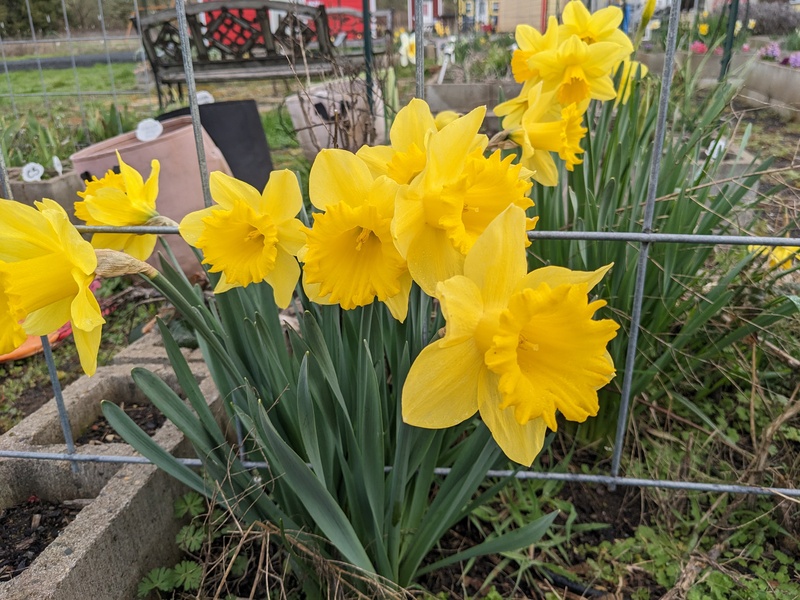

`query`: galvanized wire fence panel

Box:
[0,0,799,500]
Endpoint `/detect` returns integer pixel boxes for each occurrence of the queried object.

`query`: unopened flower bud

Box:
[94,249,158,279]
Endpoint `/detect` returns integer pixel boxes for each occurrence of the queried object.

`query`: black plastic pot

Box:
[158,99,274,192]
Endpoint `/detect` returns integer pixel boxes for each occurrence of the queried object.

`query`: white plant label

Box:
[21,162,45,182]
[52,155,63,176]
[136,118,164,142]
[196,90,215,105]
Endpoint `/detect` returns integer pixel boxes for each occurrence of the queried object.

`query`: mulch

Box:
[0,496,85,582]
[74,402,165,445]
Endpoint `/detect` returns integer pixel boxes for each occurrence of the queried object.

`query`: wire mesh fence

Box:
[0,0,799,505]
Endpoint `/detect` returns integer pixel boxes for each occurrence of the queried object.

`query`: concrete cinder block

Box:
[0,332,221,600]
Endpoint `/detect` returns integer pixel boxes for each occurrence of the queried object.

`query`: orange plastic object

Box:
[0,332,61,363]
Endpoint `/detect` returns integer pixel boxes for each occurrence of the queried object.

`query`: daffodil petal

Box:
[143,160,160,208]
[179,207,220,246]
[425,106,486,185]
[117,151,145,199]
[278,218,307,256]
[73,323,102,376]
[402,338,483,428]
[0,200,55,259]
[70,275,104,331]
[516,263,612,294]
[22,297,72,335]
[406,226,465,297]
[210,171,261,210]
[309,149,374,210]
[213,271,239,294]
[436,275,484,344]
[382,270,412,322]
[478,369,547,465]
[260,170,302,221]
[464,207,528,312]
[390,98,436,152]
[356,145,396,178]
[123,234,158,262]
[263,248,300,309]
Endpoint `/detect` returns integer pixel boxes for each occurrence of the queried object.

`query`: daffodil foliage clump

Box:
[0,2,640,592]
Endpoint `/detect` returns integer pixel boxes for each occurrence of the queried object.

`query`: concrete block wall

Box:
[0,332,220,600]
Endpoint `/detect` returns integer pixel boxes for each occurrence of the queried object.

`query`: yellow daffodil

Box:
[748,244,800,270]
[510,18,559,83]
[559,0,634,52]
[649,19,661,30]
[402,206,618,465]
[74,151,161,261]
[748,19,756,30]
[357,99,486,185]
[702,10,709,18]
[507,82,587,186]
[0,199,104,375]
[734,20,742,35]
[614,59,649,106]
[300,150,411,321]
[393,107,535,296]
[698,23,709,36]
[179,171,306,307]
[529,35,630,106]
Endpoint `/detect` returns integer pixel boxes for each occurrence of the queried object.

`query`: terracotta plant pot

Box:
[7,168,85,225]
[70,116,232,278]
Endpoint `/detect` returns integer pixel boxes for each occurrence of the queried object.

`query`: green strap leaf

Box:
[415,511,559,576]
[242,398,376,574]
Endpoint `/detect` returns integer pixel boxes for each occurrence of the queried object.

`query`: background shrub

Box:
[748,3,800,36]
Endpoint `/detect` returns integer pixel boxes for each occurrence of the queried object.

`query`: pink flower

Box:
[742,43,750,52]
[690,40,708,54]
[714,46,723,55]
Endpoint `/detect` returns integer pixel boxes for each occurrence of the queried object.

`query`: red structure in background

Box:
[200,0,373,45]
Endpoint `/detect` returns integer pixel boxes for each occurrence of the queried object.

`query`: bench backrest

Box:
[139,0,335,80]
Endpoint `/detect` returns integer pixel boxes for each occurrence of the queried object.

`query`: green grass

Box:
[0,63,139,98]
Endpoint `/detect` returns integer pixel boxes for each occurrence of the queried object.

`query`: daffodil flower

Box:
[179,171,306,307]
[402,206,619,465]
[392,107,535,296]
[698,23,710,36]
[357,99,485,185]
[74,151,162,261]
[0,199,105,375]
[300,149,411,321]
[399,32,416,67]
[508,82,587,186]
[510,18,559,83]
[558,0,634,52]
[748,244,800,270]
[529,35,631,106]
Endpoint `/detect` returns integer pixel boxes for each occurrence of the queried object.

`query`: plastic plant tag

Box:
[136,118,164,142]
[52,156,63,177]
[21,162,45,182]
[196,91,215,105]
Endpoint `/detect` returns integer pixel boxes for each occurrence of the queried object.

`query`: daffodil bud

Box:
[94,249,158,279]
[145,215,180,228]
[642,0,656,27]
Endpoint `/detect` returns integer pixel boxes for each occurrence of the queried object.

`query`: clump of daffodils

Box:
[0,2,626,466]
[495,0,646,186]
